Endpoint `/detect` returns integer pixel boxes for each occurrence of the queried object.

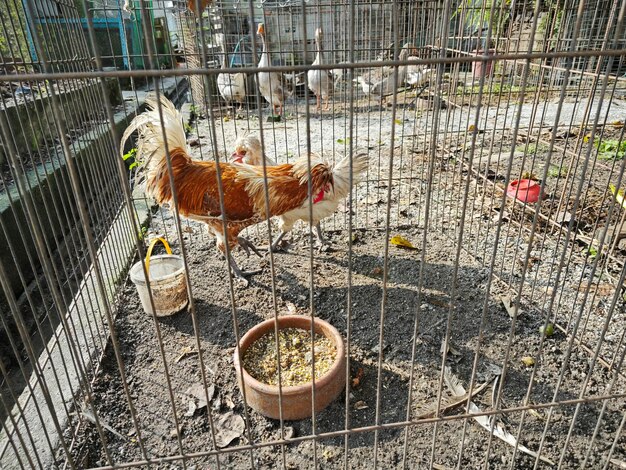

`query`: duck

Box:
[356,43,413,106]
[307,27,333,111]
[216,34,246,113]
[256,23,293,116]
[405,56,434,88]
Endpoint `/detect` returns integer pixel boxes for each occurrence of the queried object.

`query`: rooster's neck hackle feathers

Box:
[234,156,333,219]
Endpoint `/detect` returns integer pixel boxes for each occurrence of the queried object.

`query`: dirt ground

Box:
[63,101,626,469]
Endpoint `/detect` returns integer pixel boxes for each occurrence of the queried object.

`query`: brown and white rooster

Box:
[229,134,368,251]
[121,96,334,284]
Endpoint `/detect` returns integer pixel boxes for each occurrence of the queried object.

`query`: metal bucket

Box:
[129,237,188,317]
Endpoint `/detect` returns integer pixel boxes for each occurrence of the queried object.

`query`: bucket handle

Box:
[145,237,172,276]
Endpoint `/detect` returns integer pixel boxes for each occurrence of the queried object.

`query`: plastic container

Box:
[506,179,541,203]
[233,315,346,420]
[472,49,496,78]
[129,237,188,317]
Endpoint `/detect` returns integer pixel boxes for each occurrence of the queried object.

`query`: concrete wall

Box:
[0,79,122,165]
[0,79,186,369]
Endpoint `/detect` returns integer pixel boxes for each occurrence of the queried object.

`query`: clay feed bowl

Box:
[233,315,346,420]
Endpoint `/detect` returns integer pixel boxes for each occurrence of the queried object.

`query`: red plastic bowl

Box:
[506,179,541,203]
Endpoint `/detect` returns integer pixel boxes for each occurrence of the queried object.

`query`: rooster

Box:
[229,134,368,251]
[121,95,334,285]
[231,133,276,165]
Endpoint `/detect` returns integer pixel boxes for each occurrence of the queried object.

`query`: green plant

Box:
[0,2,30,60]
[123,147,138,170]
[456,83,536,95]
[547,164,568,178]
[184,123,193,133]
[137,225,148,241]
[453,0,512,47]
[592,139,626,161]
[585,245,599,259]
[537,0,564,50]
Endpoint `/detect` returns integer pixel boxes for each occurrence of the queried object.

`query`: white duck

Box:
[356,43,413,105]
[405,57,433,88]
[307,27,333,111]
[216,34,246,112]
[256,23,293,116]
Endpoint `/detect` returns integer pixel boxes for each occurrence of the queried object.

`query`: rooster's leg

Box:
[323,97,330,111]
[316,95,320,112]
[237,236,263,258]
[314,223,330,248]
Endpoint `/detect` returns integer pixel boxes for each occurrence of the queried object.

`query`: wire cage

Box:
[1,0,626,468]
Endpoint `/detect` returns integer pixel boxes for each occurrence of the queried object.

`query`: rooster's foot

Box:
[238,236,263,258]
[269,239,289,253]
[314,225,332,252]
[267,231,288,254]
[227,254,262,287]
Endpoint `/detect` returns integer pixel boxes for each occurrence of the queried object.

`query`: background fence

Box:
[1,0,625,468]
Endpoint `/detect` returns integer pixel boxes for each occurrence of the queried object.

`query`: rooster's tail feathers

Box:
[331,152,369,199]
[120,95,189,196]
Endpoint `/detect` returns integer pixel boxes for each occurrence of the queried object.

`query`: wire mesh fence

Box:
[1,0,626,468]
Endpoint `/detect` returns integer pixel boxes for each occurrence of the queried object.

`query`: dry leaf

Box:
[554,210,573,224]
[500,296,518,318]
[81,407,124,439]
[576,282,615,296]
[352,368,364,388]
[224,396,235,410]
[610,458,626,469]
[175,346,197,363]
[426,297,453,309]
[186,383,215,409]
[440,339,462,357]
[390,235,418,249]
[370,266,384,277]
[443,367,555,466]
[609,184,626,210]
[521,356,535,367]
[214,412,245,448]
[354,400,368,410]
[184,400,197,417]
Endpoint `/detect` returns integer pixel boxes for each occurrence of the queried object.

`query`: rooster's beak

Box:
[231,151,244,163]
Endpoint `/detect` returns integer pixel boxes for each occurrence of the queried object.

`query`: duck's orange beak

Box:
[257,23,265,35]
